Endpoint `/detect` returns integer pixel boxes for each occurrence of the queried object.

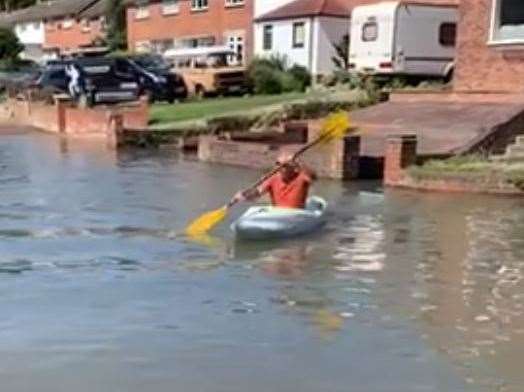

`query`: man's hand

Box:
[230,191,246,205]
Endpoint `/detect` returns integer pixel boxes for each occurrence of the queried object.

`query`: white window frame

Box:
[61,18,74,29]
[292,21,305,49]
[225,0,244,7]
[162,0,179,15]
[225,32,244,65]
[191,0,208,11]
[80,18,91,33]
[489,0,524,45]
[263,24,273,51]
[135,1,150,20]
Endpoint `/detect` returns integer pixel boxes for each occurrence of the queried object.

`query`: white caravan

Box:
[349,1,458,78]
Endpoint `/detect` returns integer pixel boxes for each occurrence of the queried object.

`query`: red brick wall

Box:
[44,18,105,53]
[126,0,253,62]
[3,98,148,136]
[454,0,524,92]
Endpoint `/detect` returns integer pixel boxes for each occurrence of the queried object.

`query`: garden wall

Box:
[383,134,523,195]
[0,96,149,136]
[198,120,360,179]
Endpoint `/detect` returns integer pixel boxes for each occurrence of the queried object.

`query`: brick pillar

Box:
[106,113,124,149]
[54,94,71,133]
[343,135,361,180]
[384,134,417,185]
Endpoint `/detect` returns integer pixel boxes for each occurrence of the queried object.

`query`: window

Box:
[227,34,244,65]
[135,40,152,52]
[490,0,524,43]
[179,36,215,48]
[225,0,244,7]
[439,23,456,46]
[362,19,378,42]
[191,0,208,11]
[152,39,175,53]
[292,22,305,48]
[81,19,91,33]
[61,18,74,29]
[162,0,179,15]
[263,24,273,50]
[135,0,150,19]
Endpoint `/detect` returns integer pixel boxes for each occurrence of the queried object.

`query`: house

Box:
[43,0,107,55]
[0,0,107,62]
[253,0,375,78]
[125,0,254,65]
[454,0,524,93]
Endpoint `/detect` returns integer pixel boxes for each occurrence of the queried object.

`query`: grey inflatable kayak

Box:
[231,196,327,240]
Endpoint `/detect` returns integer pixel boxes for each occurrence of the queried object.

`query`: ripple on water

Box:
[0,259,33,274]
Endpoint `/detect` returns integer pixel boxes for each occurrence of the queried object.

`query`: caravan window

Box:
[362,20,378,42]
[439,23,456,46]
[491,0,524,43]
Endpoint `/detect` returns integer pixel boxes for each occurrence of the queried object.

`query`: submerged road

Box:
[0,130,523,391]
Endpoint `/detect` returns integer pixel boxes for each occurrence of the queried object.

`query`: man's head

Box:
[276,152,299,182]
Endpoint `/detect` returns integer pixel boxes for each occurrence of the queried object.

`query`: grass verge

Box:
[408,155,524,190]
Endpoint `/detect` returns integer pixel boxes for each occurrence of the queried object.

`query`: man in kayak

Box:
[232,152,317,209]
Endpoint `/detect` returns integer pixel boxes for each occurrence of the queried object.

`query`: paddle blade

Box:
[319,111,351,143]
[185,206,228,236]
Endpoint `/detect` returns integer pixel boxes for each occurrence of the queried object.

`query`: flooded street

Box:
[1,130,523,392]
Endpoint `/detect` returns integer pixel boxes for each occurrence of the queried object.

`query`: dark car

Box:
[0,60,42,94]
[36,57,141,106]
[127,54,187,103]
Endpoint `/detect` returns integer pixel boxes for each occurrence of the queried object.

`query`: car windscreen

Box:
[133,56,170,72]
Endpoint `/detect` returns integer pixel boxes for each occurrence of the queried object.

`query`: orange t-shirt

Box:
[259,171,312,209]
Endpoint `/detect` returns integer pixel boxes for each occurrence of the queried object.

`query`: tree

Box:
[105,0,127,51]
[331,34,350,70]
[0,27,23,64]
[0,0,38,12]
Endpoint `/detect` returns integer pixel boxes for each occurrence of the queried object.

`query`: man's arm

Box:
[230,179,271,205]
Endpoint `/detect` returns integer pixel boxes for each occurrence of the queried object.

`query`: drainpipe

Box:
[309,16,315,81]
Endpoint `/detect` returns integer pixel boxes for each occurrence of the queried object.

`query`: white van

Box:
[349,1,458,79]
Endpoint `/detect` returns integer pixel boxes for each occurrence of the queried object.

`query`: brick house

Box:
[126,0,254,65]
[43,0,107,55]
[454,0,524,93]
[0,0,107,60]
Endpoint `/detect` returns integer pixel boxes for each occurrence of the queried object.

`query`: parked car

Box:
[0,59,42,94]
[36,57,142,106]
[349,1,458,80]
[164,46,247,97]
[126,53,188,103]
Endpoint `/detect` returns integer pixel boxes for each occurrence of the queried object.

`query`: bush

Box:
[288,64,311,91]
[0,27,23,67]
[247,56,311,95]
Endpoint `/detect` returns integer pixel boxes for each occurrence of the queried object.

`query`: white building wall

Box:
[254,0,296,18]
[312,16,350,75]
[254,18,312,70]
[14,21,45,45]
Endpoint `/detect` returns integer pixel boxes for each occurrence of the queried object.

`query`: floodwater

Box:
[1,129,523,392]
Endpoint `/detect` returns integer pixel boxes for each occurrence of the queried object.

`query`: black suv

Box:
[127,54,187,103]
[36,57,141,106]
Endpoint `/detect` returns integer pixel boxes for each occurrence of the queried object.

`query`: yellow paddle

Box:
[185,111,352,237]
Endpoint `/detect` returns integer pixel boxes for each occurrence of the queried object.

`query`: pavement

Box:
[352,98,524,157]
